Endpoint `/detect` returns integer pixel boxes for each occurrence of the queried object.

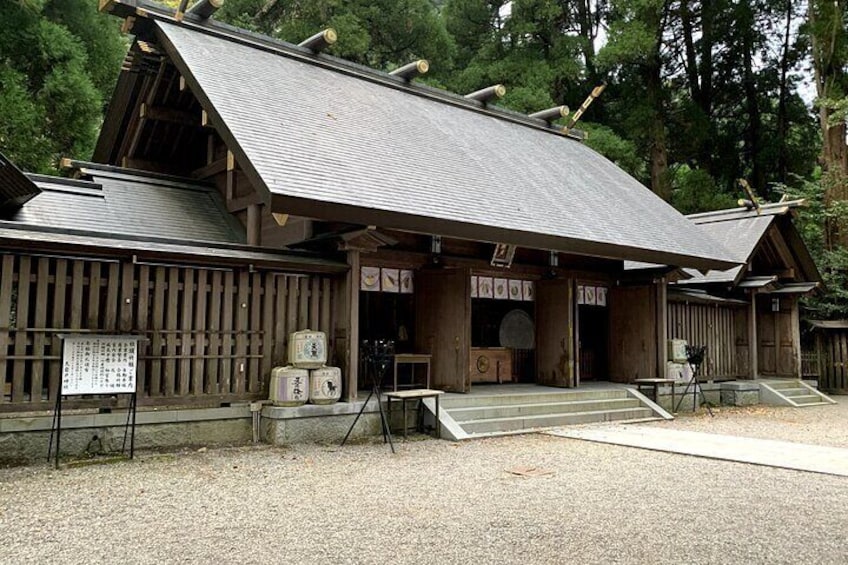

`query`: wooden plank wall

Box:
[0,253,335,411]
[608,285,657,382]
[667,302,744,379]
[817,330,848,393]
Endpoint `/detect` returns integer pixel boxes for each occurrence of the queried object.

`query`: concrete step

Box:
[790,394,825,405]
[766,380,814,391]
[780,388,813,397]
[794,401,833,407]
[464,417,666,438]
[459,407,655,435]
[759,380,837,408]
[440,389,627,409]
[449,398,642,422]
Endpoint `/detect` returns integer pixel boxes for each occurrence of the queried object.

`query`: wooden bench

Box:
[633,378,676,410]
[385,389,444,439]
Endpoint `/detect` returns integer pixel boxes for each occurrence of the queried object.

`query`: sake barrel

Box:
[269,366,310,407]
[309,366,342,405]
[288,330,327,369]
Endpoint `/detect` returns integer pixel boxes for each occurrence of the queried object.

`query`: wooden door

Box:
[414,268,471,392]
[757,296,777,375]
[608,285,657,382]
[535,279,574,387]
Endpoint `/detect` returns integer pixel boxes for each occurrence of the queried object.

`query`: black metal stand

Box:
[674,345,714,417]
[341,340,395,453]
[47,392,138,469]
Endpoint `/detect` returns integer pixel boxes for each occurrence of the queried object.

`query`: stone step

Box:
[459,407,655,435]
[449,398,642,422]
[440,389,628,409]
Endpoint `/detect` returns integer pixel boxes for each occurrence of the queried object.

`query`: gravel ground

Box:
[1,404,847,565]
[647,400,848,448]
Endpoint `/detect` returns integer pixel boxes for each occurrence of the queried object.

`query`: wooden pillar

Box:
[656,277,668,379]
[246,204,261,246]
[790,296,802,378]
[344,249,360,401]
[748,292,758,379]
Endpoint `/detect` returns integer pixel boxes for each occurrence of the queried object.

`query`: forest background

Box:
[2,0,848,318]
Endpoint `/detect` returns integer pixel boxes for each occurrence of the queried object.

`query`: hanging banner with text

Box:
[61,335,139,395]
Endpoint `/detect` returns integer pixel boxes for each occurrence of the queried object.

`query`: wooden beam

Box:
[246,204,262,246]
[206,134,216,163]
[226,193,263,213]
[139,103,199,127]
[767,228,798,276]
[791,296,802,377]
[125,60,168,159]
[192,155,229,179]
[121,156,178,175]
[748,292,758,379]
[656,277,668,379]
[345,249,360,401]
[121,16,136,34]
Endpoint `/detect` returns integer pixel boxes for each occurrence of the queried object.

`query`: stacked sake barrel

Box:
[269,330,342,406]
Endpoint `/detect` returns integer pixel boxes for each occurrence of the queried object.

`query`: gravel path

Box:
[1,404,847,565]
[647,400,848,448]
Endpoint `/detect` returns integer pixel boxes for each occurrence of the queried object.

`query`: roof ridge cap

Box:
[146,14,584,141]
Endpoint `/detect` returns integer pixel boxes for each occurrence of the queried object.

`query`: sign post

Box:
[48,334,144,468]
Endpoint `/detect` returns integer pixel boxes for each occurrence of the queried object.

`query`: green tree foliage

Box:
[783,175,848,318]
[0,0,123,173]
[217,0,456,71]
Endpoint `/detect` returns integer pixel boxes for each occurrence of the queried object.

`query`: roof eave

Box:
[270,193,739,271]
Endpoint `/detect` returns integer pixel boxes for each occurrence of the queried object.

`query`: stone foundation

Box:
[0,399,420,464]
[649,381,760,413]
[261,398,420,445]
[0,406,253,465]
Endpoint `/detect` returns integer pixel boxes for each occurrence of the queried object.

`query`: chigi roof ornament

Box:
[390,60,430,81]
[186,0,224,20]
[529,106,570,124]
[464,84,506,104]
[299,29,338,53]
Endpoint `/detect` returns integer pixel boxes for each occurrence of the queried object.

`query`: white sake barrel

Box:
[309,366,342,405]
[269,366,310,407]
[288,330,327,369]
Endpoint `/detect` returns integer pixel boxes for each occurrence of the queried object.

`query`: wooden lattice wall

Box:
[816,330,848,394]
[667,301,747,379]
[0,252,335,411]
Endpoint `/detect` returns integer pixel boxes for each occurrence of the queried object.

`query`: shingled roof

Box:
[14,162,244,245]
[129,14,737,271]
[0,159,346,273]
[0,152,41,212]
[675,200,820,287]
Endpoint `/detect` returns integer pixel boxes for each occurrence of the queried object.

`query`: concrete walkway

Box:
[546,424,848,477]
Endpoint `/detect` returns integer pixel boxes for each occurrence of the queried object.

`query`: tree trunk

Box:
[646,2,670,201]
[741,4,764,195]
[810,0,848,248]
[776,0,792,185]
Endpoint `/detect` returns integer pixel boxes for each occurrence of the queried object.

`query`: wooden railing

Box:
[800,350,820,378]
[0,252,336,411]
